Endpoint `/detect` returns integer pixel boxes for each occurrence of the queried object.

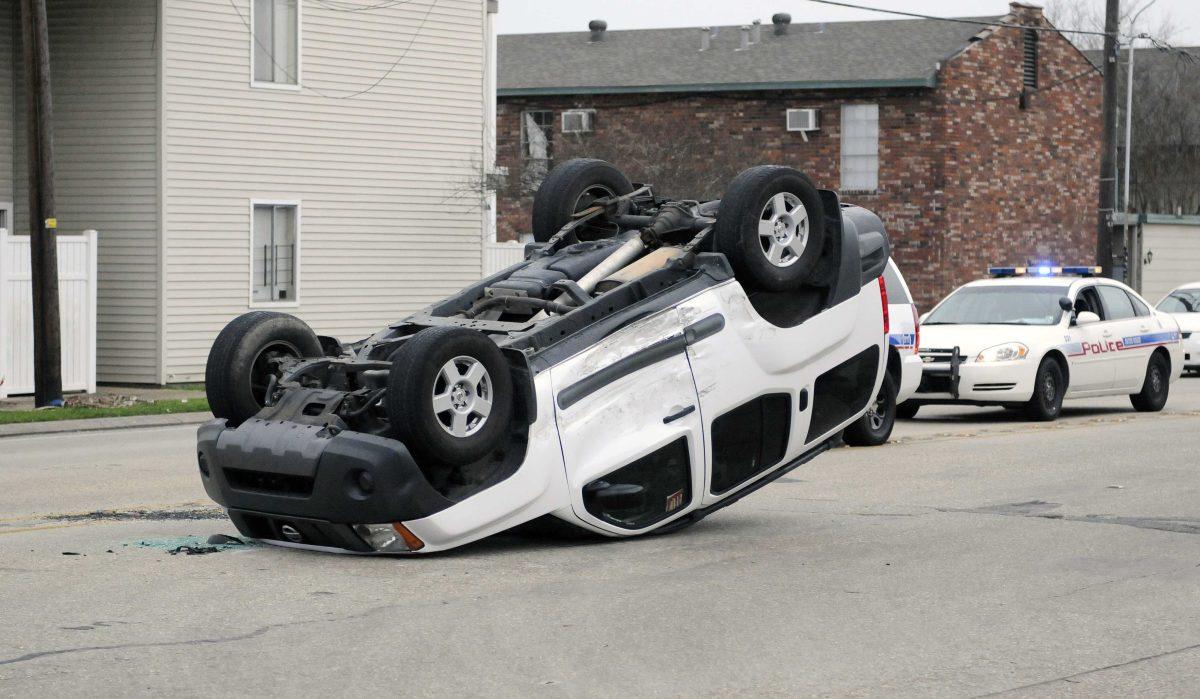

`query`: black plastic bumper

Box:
[197,419,455,546]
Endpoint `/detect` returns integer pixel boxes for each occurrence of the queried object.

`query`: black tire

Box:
[844,374,898,446]
[531,159,634,242]
[205,312,322,426]
[1023,358,1065,422]
[386,327,514,467]
[896,401,920,419]
[713,165,827,292]
[1130,352,1170,412]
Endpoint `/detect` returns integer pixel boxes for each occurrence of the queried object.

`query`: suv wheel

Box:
[531,159,634,242]
[844,374,897,446]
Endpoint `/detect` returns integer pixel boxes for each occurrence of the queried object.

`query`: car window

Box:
[883,263,911,304]
[1126,291,1150,317]
[924,285,1067,326]
[1097,285,1136,320]
[1074,286,1104,319]
[1158,289,1200,313]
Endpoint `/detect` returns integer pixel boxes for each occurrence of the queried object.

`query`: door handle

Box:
[663,405,696,423]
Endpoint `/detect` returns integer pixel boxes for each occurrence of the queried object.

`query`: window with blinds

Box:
[252,0,300,87]
[840,104,879,192]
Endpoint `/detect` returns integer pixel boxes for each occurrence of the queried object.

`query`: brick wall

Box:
[496,5,1101,308]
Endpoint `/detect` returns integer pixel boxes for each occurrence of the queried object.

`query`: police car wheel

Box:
[1023,358,1064,422]
[844,374,897,446]
[1130,352,1170,412]
[896,402,920,419]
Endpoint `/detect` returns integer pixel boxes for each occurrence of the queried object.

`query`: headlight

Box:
[975,342,1029,362]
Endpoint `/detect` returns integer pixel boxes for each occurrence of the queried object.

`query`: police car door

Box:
[1065,285,1115,393]
[1095,284,1152,390]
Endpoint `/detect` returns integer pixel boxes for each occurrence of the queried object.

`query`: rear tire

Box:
[1130,352,1170,412]
[844,374,897,446]
[531,159,634,242]
[386,327,514,467]
[1023,358,1064,422]
[205,312,322,426]
[713,165,827,292]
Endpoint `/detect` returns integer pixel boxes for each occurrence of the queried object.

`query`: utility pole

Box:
[1096,0,1120,278]
[20,0,63,407]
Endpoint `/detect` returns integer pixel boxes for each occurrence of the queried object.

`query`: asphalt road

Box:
[3,378,1200,696]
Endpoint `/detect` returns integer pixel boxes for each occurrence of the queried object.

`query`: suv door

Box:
[551,307,705,534]
[1095,284,1147,390]
[1066,285,1115,393]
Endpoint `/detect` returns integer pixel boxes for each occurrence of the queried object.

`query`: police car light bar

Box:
[987,265,1103,278]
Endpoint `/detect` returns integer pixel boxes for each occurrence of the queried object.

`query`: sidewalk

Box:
[0,385,202,412]
[0,411,212,438]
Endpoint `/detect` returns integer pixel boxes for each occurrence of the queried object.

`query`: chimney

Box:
[699,26,711,51]
[751,19,762,43]
[772,13,791,36]
[588,19,607,42]
[738,25,751,50]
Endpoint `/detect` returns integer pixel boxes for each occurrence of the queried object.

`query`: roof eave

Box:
[498,75,937,97]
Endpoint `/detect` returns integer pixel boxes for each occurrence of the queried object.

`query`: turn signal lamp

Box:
[354,522,426,552]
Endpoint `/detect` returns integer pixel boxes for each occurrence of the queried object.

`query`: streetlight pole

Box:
[1095,0,1120,278]
[1122,37,1136,289]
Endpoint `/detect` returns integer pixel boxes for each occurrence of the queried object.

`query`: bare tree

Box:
[1044,0,1174,50]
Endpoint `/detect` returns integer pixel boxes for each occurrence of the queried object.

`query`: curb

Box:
[0,412,212,438]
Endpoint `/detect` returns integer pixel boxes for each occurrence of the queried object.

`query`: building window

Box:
[251,201,299,304]
[521,110,554,186]
[0,203,10,231]
[1022,29,1039,89]
[252,0,300,88]
[840,104,879,192]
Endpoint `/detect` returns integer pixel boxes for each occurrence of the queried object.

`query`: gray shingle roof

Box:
[499,17,1003,96]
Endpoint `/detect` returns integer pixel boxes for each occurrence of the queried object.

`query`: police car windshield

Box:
[1157,289,1200,313]
[924,285,1066,326]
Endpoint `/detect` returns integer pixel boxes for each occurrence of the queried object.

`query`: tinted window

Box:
[883,263,911,304]
[1126,291,1150,317]
[583,438,691,530]
[1158,289,1200,313]
[924,285,1068,326]
[1097,285,1136,320]
[711,394,791,495]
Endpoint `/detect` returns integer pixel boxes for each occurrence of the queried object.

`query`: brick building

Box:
[496,3,1101,307]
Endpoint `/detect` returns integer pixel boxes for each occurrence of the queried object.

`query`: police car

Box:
[1155,283,1200,374]
[905,266,1184,421]
[843,259,923,445]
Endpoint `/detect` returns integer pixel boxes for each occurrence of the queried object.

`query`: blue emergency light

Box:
[988,265,1102,278]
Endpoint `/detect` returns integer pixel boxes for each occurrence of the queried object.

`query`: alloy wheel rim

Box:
[867,392,888,431]
[1042,372,1056,405]
[432,356,492,438]
[758,192,808,268]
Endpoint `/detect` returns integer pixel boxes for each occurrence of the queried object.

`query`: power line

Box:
[226,0,440,99]
[801,0,1116,37]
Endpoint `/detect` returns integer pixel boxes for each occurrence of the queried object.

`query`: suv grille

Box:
[224,468,314,497]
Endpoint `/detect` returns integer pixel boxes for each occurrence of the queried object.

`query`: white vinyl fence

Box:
[484,241,526,276]
[0,229,98,399]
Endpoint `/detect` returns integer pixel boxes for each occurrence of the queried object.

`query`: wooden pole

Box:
[1095,0,1120,278]
[20,0,63,407]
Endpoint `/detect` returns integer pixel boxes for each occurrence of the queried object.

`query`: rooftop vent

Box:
[772,13,791,36]
[589,19,607,42]
[699,26,711,51]
[738,25,751,51]
[751,19,762,43]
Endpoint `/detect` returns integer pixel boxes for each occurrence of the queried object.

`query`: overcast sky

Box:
[496,0,1200,46]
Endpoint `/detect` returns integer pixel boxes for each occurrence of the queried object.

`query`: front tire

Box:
[1023,358,1065,422]
[844,374,898,446]
[713,166,827,292]
[530,159,634,242]
[1130,352,1170,412]
[205,312,323,426]
[386,327,514,467]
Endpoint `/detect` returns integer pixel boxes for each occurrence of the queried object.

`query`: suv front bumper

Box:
[197,419,455,550]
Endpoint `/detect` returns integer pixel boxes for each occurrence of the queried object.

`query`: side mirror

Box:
[1075,311,1101,326]
[1058,296,1073,312]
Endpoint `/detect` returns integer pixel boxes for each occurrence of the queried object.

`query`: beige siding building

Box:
[2,0,494,384]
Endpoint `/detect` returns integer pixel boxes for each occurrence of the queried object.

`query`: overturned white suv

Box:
[197,160,892,554]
